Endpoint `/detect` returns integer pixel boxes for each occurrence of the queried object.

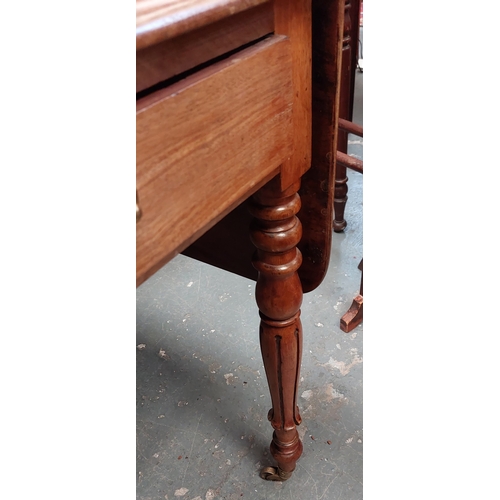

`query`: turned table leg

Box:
[248,176,304,481]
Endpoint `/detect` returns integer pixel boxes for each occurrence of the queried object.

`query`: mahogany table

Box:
[136,0,345,481]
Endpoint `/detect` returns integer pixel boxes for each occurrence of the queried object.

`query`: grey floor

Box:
[137,60,363,500]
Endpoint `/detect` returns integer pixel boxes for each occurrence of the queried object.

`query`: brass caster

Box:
[333,219,347,233]
[260,466,293,481]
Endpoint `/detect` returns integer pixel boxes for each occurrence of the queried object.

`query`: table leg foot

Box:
[260,465,294,481]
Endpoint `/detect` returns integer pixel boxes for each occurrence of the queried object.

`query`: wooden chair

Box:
[333,0,361,232]
[333,0,363,333]
[336,118,363,333]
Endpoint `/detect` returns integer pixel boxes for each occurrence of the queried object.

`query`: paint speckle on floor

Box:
[301,389,313,400]
[174,487,188,496]
[158,348,169,360]
[320,353,363,376]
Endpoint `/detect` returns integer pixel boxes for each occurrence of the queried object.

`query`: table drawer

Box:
[136,35,293,285]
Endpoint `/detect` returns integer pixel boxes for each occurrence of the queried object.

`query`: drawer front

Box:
[136,35,293,285]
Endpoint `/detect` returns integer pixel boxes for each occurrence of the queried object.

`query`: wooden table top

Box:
[136,0,269,49]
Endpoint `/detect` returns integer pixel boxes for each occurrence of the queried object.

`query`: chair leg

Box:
[340,259,363,332]
[333,162,348,232]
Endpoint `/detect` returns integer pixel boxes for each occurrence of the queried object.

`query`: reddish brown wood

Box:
[336,151,363,174]
[136,36,292,286]
[249,175,304,480]
[296,0,345,293]
[347,0,360,115]
[136,0,349,482]
[340,258,363,332]
[273,0,312,191]
[333,0,360,232]
[136,0,270,50]
[338,117,363,137]
[184,0,341,296]
[136,2,274,92]
[336,120,363,330]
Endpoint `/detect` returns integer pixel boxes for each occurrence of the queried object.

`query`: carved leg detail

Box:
[249,176,304,481]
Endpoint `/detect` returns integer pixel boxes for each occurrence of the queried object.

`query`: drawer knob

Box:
[136,192,142,223]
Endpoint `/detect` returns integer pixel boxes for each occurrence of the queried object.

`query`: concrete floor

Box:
[137,55,363,500]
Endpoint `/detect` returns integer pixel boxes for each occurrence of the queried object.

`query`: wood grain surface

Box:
[137,2,273,92]
[333,0,360,232]
[184,0,346,295]
[274,0,312,191]
[137,0,269,50]
[136,35,293,286]
[249,176,304,476]
[297,0,345,292]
